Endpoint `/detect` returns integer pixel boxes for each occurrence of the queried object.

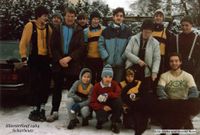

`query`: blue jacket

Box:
[98,22,132,66]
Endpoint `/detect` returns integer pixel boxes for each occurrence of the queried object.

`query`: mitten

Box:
[129,93,136,101]
[97,93,108,102]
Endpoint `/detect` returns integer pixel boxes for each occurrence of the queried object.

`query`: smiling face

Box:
[181,21,192,34]
[91,17,100,28]
[64,12,75,26]
[38,14,49,25]
[154,13,164,24]
[169,56,182,71]
[52,16,62,25]
[77,18,88,27]
[113,12,124,25]
[81,72,91,84]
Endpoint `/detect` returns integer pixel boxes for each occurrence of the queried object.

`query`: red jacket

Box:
[90,80,121,110]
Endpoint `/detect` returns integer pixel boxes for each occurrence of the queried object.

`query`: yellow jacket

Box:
[19,20,52,58]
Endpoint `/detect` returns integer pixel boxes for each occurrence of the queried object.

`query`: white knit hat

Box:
[154,9,165,18]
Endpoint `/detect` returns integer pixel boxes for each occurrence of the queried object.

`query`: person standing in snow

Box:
[98,7,132,82]
[19,6,52,121]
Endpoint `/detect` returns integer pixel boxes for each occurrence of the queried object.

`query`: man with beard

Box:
[170,16,200,91]
[155,53,200,130]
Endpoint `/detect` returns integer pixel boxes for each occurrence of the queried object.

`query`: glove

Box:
[70,103,81,114]
[97,93,108,103]
[129,93,136,101]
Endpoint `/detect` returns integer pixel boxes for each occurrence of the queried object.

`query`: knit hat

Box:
[181,15,193,25]
[52,12,63,21]
[79,68,92,81]
[101,64,113,78]
[141,19,154,30]
[154,9,165,18]
[90,11,101,21]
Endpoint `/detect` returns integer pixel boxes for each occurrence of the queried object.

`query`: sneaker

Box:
[96,121,102,129]
[28,110,40,121]
[46,112,59,122]
[67,119,79,129]
[82,118,89,126]
[40,109,46,122]
[111,122,120,134]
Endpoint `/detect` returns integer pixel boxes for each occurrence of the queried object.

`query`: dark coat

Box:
[169,32,200,89]
[50,24,87,76]
[121,81,141,106]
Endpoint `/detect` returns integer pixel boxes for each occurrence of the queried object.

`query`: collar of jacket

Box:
[109,22,126,30]
[154,23,164,31]
[76,23,88,31]
[135,32,154,45]
[62,23,75,28]
[100,81,111,88]
[180,31,195,36]
[89,24,101,31]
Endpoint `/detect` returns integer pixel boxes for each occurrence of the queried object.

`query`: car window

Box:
[0,41,20,60]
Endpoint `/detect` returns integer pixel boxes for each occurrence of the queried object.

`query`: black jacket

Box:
[50,24,86,75]
[121,81,141,106]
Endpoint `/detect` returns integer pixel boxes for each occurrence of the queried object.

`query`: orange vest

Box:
[77,83,93,96]
[152,28,167,55]
[87,28,103,58]
[120,80,141,94]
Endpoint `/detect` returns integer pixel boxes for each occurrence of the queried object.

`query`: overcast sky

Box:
[104,0,134,11]
[89,0,136,11]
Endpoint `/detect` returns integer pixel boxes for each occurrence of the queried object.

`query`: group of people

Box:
[19,5,200,135]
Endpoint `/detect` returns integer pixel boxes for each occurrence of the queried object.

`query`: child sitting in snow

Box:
[67,68,93,129]
[120,67,141,129]
[90,64,122,134]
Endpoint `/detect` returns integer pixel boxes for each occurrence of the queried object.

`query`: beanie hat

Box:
[79,68,92,81]
[101,64,113,78]
[141,19,154,30]
[90,11,101,21]
[35,6,49,19]
[52,12,63,21]
[181,15,193,25]
[154,9,165,18]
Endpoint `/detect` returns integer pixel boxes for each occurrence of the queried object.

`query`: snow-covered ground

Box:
[0,90,200,135]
